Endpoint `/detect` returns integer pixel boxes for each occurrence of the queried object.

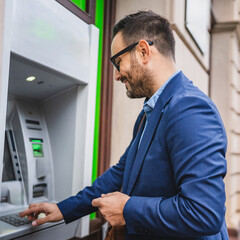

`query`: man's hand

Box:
[92,192,130,226]
[19,202,63,227]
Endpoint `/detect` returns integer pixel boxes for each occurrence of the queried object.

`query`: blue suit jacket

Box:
[58,72,229,240]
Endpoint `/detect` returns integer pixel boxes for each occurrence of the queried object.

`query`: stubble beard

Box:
[122,56,154,99]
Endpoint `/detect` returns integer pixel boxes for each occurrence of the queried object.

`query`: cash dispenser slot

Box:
[1,195,8,203]
[26,119,42,130]
[33,183,47,198]
[25,119,40,125]
[1,180,9,203]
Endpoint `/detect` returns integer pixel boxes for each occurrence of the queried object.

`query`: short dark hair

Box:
[113,11,175,60]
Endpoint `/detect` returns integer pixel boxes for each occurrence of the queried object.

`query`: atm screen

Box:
[31,139,44,157]
[2,132,16,182]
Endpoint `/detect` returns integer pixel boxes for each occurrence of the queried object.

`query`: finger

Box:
[101,192,119,197]
[31,211,42,220]
[27,211,41,219]
[112,191,121,195]
[19,209,31,218]
[20,203,42,218]
[28,215,38,221]
[29,203,41,208]
[19,207,42,218]
[98,207,103,215]
[32,215,51,226]
[100,193,112,198]
[92,198,102,207]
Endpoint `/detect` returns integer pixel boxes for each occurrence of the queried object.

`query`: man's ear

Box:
[136,40,151,64]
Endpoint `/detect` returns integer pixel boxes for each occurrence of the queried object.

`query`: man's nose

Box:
[114,68,121,81]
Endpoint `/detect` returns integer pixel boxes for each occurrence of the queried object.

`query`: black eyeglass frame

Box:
[110,40,153,71]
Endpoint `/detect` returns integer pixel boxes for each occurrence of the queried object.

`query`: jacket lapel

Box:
[126,71,184,195]
[122,113,146,193]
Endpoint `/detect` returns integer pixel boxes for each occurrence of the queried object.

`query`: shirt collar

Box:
[143,70,180,116]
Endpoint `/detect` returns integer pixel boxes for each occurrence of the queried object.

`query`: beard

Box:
[120,56,154,99]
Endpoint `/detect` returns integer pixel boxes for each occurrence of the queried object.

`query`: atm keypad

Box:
[0,213,31,227]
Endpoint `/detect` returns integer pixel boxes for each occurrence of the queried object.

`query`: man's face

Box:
[111,33,153,98]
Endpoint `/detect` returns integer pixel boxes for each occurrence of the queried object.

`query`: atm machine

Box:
[0,0,99,239]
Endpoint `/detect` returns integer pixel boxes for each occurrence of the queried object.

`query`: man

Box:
[20,11,229,240]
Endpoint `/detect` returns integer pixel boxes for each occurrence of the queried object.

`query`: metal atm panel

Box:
[10,99,54,204]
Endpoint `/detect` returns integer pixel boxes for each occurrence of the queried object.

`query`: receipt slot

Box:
[0,0,99,239]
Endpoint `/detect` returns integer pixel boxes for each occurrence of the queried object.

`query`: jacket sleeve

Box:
[57,110,145,224]
[123,96,227,237]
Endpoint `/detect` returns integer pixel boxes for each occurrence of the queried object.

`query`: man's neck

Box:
[150,61,177,96]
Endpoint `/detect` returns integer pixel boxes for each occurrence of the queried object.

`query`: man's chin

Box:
[126,90,146,99]
[126,90,138,99]
[126,90,134,98]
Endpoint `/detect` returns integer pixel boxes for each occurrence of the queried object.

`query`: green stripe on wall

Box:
[91,0,104,220]
[70,0,86,11]
[92,0,104,184]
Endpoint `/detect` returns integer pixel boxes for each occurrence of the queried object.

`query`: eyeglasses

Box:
[110,41,153,72]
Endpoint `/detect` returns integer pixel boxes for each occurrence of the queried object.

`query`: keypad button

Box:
[0,213,31,227]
